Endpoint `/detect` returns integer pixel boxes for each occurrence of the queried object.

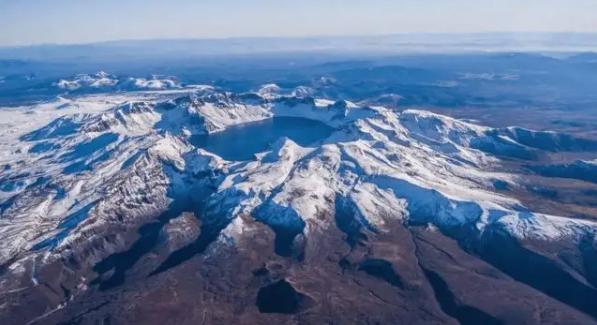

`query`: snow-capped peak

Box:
[1,88,596,292]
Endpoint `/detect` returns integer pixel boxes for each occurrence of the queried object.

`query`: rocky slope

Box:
[1,86,597,324]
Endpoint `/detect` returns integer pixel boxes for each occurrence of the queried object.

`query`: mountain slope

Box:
[1,88,597,324]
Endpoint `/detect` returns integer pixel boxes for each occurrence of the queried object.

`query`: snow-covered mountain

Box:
[1,88,597,324]
[55,71,182,91]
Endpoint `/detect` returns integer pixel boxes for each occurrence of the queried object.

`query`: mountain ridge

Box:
[1,86,597,324]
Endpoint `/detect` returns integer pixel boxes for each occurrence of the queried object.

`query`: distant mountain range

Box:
[2,33,597,61]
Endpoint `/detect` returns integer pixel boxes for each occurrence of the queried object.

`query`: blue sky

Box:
[1,0,596,46]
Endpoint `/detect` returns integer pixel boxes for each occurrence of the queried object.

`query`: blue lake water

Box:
[190,117,335,161]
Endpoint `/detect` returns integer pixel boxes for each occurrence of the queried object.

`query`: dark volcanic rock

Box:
[256,279,308,314]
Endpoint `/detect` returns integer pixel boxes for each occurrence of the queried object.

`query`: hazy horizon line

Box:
[3,31,597,49]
